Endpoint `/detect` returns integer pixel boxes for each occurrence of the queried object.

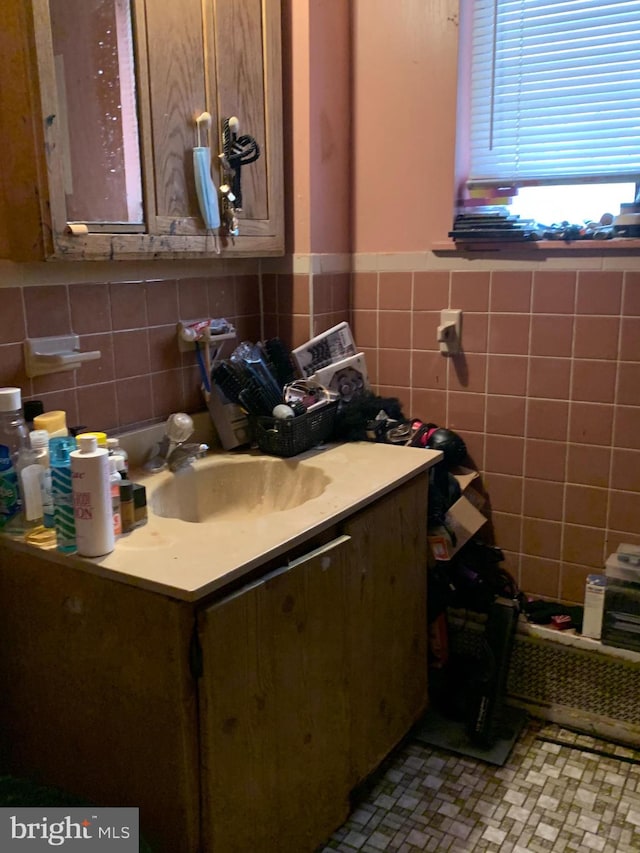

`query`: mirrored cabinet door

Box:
[49,0,144,227]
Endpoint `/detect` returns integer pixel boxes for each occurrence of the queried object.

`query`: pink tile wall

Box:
[351,267,640,604]
[263,272,350,348]
[0,275,261,433]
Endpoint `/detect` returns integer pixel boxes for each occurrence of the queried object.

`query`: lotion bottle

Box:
[70,434,115,557]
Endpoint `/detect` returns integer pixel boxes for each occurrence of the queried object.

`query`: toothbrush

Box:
[195,342,212,395]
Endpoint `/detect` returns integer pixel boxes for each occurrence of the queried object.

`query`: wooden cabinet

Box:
[199,477,429,852]
[0,0,283,261]
[0,474,428,853]
[199,535,354,853]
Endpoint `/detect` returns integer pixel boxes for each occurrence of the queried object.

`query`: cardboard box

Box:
[427,466,487,561]
[582,574,606,639]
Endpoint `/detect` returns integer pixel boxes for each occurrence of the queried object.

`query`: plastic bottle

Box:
[70,435,115,557]
[30,429,54,530]
[17,443,56,547]
[0,387,30,532]
[76,431,107,449]
[109,456,122,537]
[50,436,78,553]
[107,437,129,476]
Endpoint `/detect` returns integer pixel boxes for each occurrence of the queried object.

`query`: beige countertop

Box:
[0,441,441,603]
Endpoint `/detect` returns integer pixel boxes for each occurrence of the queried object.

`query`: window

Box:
[456,0,640,227]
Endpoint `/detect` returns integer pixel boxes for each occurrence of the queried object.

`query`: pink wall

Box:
[282,0,311,252]
[351,0,459,251]
[348,0,640,604]
[283,0,351,254]
[308,0,351,253]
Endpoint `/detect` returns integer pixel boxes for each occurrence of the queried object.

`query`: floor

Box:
[318,718,640,853]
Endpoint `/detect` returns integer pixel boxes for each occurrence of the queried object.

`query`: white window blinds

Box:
[467,0,640,186]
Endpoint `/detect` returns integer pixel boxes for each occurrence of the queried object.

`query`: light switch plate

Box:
[438,309,462,354]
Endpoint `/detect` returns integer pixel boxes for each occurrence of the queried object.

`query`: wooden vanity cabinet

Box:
[0,0,283,261]
[0,473,428,853]
[199,475,428,852]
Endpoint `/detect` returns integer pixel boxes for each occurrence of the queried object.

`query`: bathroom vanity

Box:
[0,442,440,853]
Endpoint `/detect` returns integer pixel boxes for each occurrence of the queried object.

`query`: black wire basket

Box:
[252,401,339,458]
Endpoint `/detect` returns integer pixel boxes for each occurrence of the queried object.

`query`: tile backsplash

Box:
[352,266,640,605]
[0,274,261,433]
[0,268,349,435]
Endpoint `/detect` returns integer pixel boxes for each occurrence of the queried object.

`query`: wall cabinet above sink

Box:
[0,0,284,261]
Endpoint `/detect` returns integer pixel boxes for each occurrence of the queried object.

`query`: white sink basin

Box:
[149,455,331,523]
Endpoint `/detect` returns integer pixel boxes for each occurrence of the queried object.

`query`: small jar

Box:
[119,481,135,533]
[132,483,147,528]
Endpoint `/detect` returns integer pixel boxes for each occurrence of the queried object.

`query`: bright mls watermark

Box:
[0,808,138,851]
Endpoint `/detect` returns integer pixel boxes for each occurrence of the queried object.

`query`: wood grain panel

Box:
[0,546,199,853]
[0,0,52,260]
[198,536,353,853]
[343,474,429,780]
[213,0,268,221]
[144,0,206,219]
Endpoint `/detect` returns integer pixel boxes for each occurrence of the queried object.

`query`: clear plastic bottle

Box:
[17,443,56,547]
[0,387,30,533]
[50,436,78,553]
[107,437,129,476]
[30,429,54,530]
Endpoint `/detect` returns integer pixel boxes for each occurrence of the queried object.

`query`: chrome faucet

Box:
[166,441,209,473]
[144,412,209,473]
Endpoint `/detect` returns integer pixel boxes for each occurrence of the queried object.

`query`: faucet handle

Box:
[166,412,194,443]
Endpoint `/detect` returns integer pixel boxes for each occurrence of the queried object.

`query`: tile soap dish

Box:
[24,334,101,378]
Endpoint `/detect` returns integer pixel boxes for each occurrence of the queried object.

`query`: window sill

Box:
[431,238,640,254]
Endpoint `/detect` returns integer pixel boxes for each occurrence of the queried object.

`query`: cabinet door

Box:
[142,0,283,251]
[198,535,353,853]
[0,0,283,260]
[343,473,429,780]
[0,545,200,853]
